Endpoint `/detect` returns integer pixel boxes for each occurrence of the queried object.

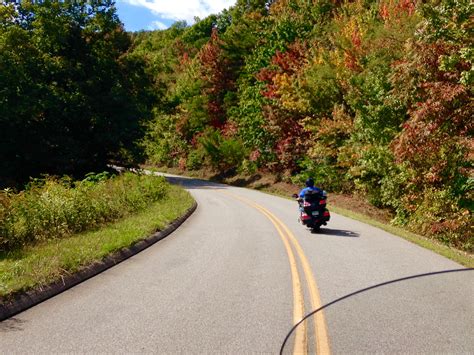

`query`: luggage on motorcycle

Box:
[303,190,320,205]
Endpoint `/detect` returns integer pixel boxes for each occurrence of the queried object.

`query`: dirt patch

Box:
[328,193,394,224]
[223,173,298,196]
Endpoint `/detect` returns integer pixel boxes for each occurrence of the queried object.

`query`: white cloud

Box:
[148,20,168,30]
[124,0,236,24]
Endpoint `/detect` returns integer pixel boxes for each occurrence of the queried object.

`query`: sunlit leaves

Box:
[132,0,472,249]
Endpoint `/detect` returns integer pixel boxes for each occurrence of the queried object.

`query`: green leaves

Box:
[419,0,474,85]
[199,129,246,171]
[1,173,169,252]
[0,2,152,188]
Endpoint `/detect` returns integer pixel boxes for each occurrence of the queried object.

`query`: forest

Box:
[0,0,472,251]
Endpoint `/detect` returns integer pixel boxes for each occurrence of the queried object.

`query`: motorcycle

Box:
[292,190,330,231]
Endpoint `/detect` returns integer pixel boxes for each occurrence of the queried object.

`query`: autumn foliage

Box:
[135,0,472,251]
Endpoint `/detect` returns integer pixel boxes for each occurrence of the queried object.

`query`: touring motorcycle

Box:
[293,189,330,231]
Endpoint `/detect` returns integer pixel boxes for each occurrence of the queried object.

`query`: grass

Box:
[0,185,194,298]
[145,165,474,268]
[1,173,170,251]
[328,205,473,268]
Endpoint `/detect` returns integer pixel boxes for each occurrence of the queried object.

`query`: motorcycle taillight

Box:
[301,212,311,220]
[319,200,326,205]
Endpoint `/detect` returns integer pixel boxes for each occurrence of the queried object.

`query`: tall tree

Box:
[0,1,152,187]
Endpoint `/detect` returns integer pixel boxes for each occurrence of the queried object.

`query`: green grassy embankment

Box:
[0,174,194,298]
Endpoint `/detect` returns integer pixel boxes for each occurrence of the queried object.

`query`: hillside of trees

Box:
[132,0,472,251]
[0,1,153,186]
[1,0,472,251]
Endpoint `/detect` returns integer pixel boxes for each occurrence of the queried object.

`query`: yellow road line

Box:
[220,190,331,355]
[264,208,331,355]
[249,202,308,355]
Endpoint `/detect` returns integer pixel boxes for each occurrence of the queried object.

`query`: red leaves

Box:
[398,0,415,16]
[221,121,238,137]
[272,42,307,75]
[257,41,308,99]
[198,27,233,128]
[380,4,390,21]
[391,37,473,192]
[256,67,280,99]
[351,27,362,49]
[254,41,312,171]
[379,0,416,22]
[249,149,261,162]
[344,50,361,71]
[180,52,190,65]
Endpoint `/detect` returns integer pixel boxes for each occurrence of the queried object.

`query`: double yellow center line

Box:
[220,190,330,354]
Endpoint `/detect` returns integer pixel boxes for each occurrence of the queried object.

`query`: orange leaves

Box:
[256,68,280,99]
[341,24,363,71]
[255,40,311,171]
[336,18,365,71]
[391,38,472,192]
[180,52,190,66]
[383,9,472,244]
[344,50,361,71]
[316,106,353,139]
[380,4,390,21]
[379,0,416,23]
[198,28,224,82]
[197,27,232,128]
[351,26,362,49]
[399,0,416,16]
[273,41,307,74]
[257,41,308,101]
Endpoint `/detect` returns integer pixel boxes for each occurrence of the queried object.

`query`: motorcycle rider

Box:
[296,178,330,229]
[299,178,322,198]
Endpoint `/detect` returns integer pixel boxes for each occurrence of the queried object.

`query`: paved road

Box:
[1,175,473,354]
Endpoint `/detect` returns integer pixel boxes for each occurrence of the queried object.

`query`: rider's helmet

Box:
[305,178,314,188]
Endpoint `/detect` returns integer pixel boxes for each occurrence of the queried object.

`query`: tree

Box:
[0,1,153,187]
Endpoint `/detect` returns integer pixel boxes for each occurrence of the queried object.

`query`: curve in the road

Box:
[2,172,472,354]
[220,190,331,355]
[0,201,198,322]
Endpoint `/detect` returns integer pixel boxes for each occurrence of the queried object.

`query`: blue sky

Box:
[115,0,236,32]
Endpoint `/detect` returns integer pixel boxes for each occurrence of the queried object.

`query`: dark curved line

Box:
[280,268,474,354]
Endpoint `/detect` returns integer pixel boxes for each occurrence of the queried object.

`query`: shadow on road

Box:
[313,228,359,237]
[0,317,26,332]
[111,166,226,191]
[164,175,226,190]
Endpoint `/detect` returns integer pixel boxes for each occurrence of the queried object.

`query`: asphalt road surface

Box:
[1,174,473,354]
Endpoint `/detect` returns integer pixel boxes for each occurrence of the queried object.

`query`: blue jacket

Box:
[299,186,322,198]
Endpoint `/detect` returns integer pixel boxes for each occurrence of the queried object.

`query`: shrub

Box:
[142,112,188,166]
[349,145,401,207]
[296,157,345,192]
[199,129,246,170]
[238,159,258,175]
[186,148,206,170]
[0,172,169,251]
[406,188,473,252]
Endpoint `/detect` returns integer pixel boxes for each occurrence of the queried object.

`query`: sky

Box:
[115,0,237,31]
